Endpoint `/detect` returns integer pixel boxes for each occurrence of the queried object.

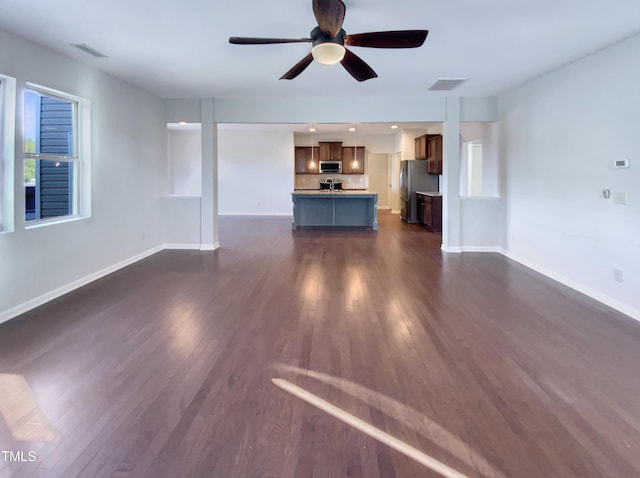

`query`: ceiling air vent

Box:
[427,78,468,91]
[71,43,108,58]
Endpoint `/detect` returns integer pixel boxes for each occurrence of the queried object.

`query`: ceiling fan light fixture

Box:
[311,42,346,65]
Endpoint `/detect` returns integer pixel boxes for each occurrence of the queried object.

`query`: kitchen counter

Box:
[293,188,369,191]
[292,189,374,196]
[291,190,378,230]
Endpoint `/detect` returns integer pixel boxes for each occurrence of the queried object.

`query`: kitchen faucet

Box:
[326,177,334,190]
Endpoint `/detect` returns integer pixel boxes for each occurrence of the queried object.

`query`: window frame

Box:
[0,74,16,233]
[23,83,91,227]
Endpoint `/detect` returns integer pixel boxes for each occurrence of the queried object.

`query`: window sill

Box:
[25,214,90,230]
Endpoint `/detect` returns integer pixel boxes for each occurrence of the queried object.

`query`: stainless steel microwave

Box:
[319,160,342,174]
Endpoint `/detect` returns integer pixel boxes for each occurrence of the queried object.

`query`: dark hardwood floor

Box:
[1,212,639,477]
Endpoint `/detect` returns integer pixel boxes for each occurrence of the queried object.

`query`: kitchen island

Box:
[291,190,378,230]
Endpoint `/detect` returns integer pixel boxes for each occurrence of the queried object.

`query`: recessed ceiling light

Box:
[391,125,398,129]
[349,127,356,132]
[309,127,316,132]
[179,121,187,125]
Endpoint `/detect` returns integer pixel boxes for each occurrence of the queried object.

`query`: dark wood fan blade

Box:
[312,0,346,37]
[280,53,314,80]
[229,37,311,45]
[345,30,428,48]
[340,49,377,82]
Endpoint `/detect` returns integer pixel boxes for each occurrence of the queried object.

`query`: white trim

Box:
[460,246,501,253]
[499,249,640,322]
[22,83,92,223]
[0,73,16,233]
[25,214,88,229]
[218,212,293,217]
[0,245,164,326]
[390,209,401,214]
[0,242,229,325]
[441,245,462,253]
[164,243,201,250]
[377,206,392,210]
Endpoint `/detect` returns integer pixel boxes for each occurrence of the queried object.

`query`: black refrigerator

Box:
[400,160,439,223]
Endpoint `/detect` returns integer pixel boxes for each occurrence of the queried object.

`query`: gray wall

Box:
[0,28,167,321]
[499,33,640,318]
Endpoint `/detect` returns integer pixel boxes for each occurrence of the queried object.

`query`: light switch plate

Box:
[613,191,627,205]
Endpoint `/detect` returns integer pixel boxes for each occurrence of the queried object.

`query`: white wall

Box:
[460,198,504,250]
[500,33,640,319]
[163,196,201,247]
[0,28,167,322]
[217,128,294,215]
[167,128,201,196]
[367,153,390,208]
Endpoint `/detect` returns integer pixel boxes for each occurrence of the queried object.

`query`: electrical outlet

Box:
[612,191,627,205]
[613,268,624,283]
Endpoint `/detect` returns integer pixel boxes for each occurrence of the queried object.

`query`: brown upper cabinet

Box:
[414,134,442,175]
[318,142,343,161]
[342,146,365,174]
[295,146,319,174]
[427,135,443,175]
[415,135,428,160]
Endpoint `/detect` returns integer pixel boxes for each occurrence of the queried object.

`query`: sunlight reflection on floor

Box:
[0,374,58,443]
[274,363,505,478]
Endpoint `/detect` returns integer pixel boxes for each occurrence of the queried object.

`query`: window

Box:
[23,85,90,224]
[0,74,16,232]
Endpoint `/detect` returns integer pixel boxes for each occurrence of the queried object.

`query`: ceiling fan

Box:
[229,0,428,82]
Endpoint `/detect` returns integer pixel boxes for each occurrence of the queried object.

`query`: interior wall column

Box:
[442,96,461,252]
[200,98,219,250]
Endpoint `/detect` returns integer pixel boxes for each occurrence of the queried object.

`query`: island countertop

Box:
[291,190,376,197]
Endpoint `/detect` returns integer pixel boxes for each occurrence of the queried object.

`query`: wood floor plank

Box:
[1,212,640,477]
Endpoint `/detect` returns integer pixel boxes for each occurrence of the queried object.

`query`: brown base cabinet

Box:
[416,193,442,232]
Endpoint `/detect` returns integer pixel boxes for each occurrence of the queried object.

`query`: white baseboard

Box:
[390,209,401,215]
[500,249,640,322]
[460,246,501,253]
[218,212,292,217]
[0,245,164,326]
[0,242,227,325]
[164,243,201,250]
[441,245,462,253]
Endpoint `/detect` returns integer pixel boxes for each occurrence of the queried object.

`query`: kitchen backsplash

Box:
[295,174,369,190]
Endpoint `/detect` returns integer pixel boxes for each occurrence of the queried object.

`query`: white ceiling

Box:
[0,0,639,99]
